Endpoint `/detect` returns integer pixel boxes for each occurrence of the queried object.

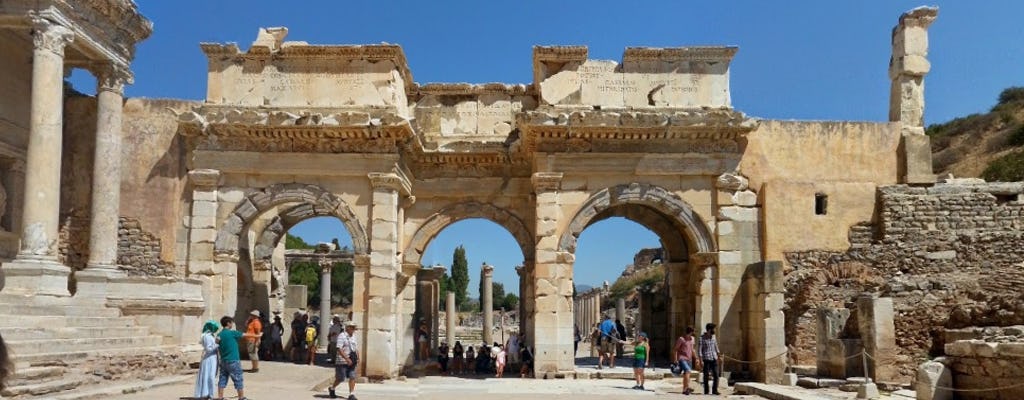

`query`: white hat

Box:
[250,310,261,317]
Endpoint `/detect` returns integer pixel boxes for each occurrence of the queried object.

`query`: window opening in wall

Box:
[993,194,1016,205]
[815,193,828,215]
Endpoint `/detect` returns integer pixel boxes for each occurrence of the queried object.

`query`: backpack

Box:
[305,326,317,343]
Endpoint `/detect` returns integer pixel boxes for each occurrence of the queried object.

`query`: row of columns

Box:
[3,14,133,298]
[573,289,603,334]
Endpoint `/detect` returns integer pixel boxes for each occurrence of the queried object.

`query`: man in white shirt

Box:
[506,333,520,367]
[329,322,359,400]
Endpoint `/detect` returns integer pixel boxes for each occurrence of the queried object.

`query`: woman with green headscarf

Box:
[194,320,220,399]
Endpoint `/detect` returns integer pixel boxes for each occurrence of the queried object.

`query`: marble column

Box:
[318,257,332,349]
[481,263,494,344]
[515,265,526,334]
[77,63,133,298]
[1,16,74,297]
[445,291,456,348]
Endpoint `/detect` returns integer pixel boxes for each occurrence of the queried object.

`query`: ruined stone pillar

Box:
[890,7,939,184]
[857,294,898,382]
[445,291,456,348]
[363,172,407,378]
[318,257,332,349]
[185,169,222,320]
[530,172,574,375]
[691,253,717,334]
[417,266,445,361]
[1,16,74,297]
[749,261,787,384]
[816,307,853,379]
[515,265,527,334]
[481,263,494,344]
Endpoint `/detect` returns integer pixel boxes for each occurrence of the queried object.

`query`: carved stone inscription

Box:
[210,59,408,112]
[539,59,730,108]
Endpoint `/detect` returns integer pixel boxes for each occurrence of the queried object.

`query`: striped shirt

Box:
[697,333,719,361]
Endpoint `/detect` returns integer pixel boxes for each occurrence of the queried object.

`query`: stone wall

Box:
[944,340,1024,400]
[784,182,1024,380]
[117,216,174,276]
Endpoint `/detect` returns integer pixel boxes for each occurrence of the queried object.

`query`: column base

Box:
[75,266,127,299]
[1,258,72,297]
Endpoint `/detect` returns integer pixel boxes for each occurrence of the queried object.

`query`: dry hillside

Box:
[929,87,1024,181]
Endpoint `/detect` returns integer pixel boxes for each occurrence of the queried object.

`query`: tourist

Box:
[290,312,308,363]
[465,346,476,374]
[437,341,450,375]
[674,326,698,395]
[328,315,343,364]
[494,344,506,378]
[519,343,533,378]
[216,316,247,400]
[697,323,722,395]
[590,323,601,358]
[573,324,581,357]
[417,322,430,363]
[194,320,219,399]
[476,342,490,374]
[632,332,650,390]
[305,318,319,365]
[452,341,464,375]
[506,333,520,370]
[269,315,285,361]
[598,315,618,368]
[329,321,360,400]
[244,310,262,372]
[258,314,272,361]
[615,319,627,359]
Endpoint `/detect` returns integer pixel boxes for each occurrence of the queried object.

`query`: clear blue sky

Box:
[81,1,1024,293]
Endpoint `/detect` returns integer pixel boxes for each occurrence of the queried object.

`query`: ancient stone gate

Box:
[174,29,790,380]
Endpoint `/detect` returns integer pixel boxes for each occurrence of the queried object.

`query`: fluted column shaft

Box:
[86,64,130,270]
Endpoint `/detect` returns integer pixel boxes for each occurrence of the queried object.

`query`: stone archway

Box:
[558,182,717,362]
[403,201,534,265]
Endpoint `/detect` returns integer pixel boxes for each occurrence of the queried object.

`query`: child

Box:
[495,345,506,378]
[632,332,650,391]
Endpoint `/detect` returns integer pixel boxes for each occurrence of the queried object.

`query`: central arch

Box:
[403,201,534,265]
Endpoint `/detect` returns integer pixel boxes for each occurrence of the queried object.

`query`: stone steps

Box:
[0,376,91,398]
[0,304,121,317]
[8,336,164,357]
[7,365,65,386]
[0,315,136,329]
[0,326,151,340]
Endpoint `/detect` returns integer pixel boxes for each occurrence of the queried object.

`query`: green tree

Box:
[330,262,354,306]
[288,260,319,306]
[502,293,519,310]
[491,282,506,310]
[285,233,314,249]
[450,246,469,310]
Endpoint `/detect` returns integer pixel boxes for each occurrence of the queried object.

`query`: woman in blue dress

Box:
[194,320,220,399]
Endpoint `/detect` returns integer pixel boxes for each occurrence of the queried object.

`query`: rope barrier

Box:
[931,380,1024,393]
[721,350,789,364]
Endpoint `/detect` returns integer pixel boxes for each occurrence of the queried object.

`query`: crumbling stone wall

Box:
[784,182,1024,380]
[118,216,174,276]
[944,339,1024,400]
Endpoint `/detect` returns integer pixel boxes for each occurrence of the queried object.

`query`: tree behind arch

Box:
[451,245,469,310]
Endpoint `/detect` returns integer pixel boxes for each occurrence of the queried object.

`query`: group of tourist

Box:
[428,330,534,378]
[192,310,362,400]
[674,323,722,396]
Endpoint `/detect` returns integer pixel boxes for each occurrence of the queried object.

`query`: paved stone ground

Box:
[102,360,749,399]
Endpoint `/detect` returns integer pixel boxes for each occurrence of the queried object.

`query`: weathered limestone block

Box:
[915,359,952,400]
[857,295,899,382]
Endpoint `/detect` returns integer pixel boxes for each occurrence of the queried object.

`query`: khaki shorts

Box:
[600,339,615,354]
[246,341,259,360]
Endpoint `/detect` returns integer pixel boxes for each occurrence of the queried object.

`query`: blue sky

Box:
[81,1,1024,293]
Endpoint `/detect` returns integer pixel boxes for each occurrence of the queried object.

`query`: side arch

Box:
[557,182,716,259]
[214,183,369,261]
[403,201,534,265]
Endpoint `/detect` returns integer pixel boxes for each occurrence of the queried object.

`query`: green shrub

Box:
[997,87,1024,106]
[981,150,1024,182]
[1009,124,1024,147]
[608,264,665,300]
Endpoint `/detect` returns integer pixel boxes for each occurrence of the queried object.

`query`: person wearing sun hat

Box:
[329,321,360,399]
[244,310,263,372]
[194,320,220,399]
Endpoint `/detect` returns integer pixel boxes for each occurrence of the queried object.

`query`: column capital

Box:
[416,265,446,282]
[91,62,133,94]
[353,253,371,269]
[317,256,333,272]
[188,169,221,189]
[368,172,411,195]
[531,172,563,192]
[481,263,494,277]
[29,14,74,57]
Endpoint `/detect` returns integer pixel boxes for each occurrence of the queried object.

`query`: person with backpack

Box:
[598,315,618,369]
[290,312,308,363]
[305,319,319,365]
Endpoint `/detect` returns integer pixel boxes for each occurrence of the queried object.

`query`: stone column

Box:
[1,16,74,297]
[691,253,717,335]
[890,7,939,184]
[530,172,574,376]
[445,291,456,348]
[363,172,407,378]
[318,257,332,349]
[76,64,133,298]
[749,261,787,384]
[515,265,527,334]
[417,266,445,361]
[481,263,494,344]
